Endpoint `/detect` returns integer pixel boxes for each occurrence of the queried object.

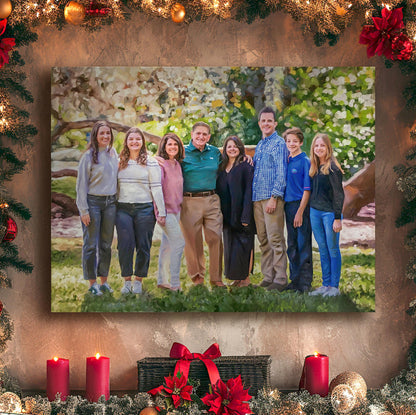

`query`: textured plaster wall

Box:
[2,11,415,392]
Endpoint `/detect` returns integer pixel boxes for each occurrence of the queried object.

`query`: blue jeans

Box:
[310,207,342,288]
[158,212,185,288]
[284,201,313,289]
[82,194,116,280]
[116,202,156,278]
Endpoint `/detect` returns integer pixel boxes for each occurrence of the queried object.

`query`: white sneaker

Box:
[121,280,132,294]
[88,282,103,296]
[323,287,341,297]
[100,282,114,293]
[132,280,143,294]
[309,285,329,296]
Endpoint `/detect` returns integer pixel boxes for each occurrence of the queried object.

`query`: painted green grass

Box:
[51,238,375,313]
[51,177,77,199]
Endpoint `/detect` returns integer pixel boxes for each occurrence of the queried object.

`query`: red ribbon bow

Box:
[170,342,221,386]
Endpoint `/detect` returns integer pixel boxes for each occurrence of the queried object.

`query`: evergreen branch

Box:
[396,199,416,227]
[0,147,26,174]
[0,197,31,221]
[405,145,416,161]
[0,69,27,85]
[0,164,26,182]
[406,256,416,280]
[8,51,25,68]
[0,242,18,258]
[405,228,416,251]
[0,79,33,103]
[0,310,13,354]
[6,23,38,46]
[0,272,12,289]
[397,171,416,201]
[0,254,33,274]
[403,79,416,110]
[5,124,37,146]
[394,163,408,176]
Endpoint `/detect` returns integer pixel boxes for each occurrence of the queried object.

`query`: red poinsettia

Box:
[148,372,193,409]
[0,19,15,69]
[359,7,405,59]
[391,32,414,60]
[0,38,15,68]
[202,375,252,415]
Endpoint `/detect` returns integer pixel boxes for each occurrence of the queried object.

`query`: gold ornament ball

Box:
[171,3,186,23]
[24,397,37,413]
[329,371,367,400]
[0,392,22,413]
[139,408,158,415]
[0,0,12,19]
[64,1,86,25]
[331,384,356,415]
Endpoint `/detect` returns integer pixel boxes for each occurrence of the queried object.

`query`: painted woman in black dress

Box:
[216,136,255,286]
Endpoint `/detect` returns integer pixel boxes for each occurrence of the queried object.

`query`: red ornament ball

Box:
[171,3,185,23]
[2,217,17,242]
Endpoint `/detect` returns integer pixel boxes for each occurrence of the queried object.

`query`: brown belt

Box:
[183,190,216,197]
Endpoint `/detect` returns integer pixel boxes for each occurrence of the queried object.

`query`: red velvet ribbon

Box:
[0,20,7,37]
[170,342,221,386]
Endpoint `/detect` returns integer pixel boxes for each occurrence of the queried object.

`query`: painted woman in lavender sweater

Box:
[155,133,186,291]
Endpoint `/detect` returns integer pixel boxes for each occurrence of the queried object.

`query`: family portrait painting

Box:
[51,66,375,312]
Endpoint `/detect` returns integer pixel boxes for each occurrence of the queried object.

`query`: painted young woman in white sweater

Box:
[116,127,166,295]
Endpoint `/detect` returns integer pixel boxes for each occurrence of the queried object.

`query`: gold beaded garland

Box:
[331,384,356,415]
[271,401,305,415]
[0,0,12,19]
[329,371,367,401]
[0,392,22,413]
[171,3,185,23]
[64,1,86,25]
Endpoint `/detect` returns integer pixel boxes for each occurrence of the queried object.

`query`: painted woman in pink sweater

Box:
[156,133,186,291]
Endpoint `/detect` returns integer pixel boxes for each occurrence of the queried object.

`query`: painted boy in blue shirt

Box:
[283,127,313,293]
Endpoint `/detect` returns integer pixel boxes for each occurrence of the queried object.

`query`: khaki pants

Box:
[253,198,287,285]
[180,194,223,283]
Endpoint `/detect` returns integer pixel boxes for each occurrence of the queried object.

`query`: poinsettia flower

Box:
[0,37,15,68]
[163,373,192,407]
[148,373,193,409]
[391,32,414,60]
[202,375,252,415]
[359,7,405,59]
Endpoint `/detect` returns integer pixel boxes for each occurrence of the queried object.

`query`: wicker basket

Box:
[137,355,271,395]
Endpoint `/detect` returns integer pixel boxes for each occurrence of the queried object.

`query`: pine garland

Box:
[0,1,415,411]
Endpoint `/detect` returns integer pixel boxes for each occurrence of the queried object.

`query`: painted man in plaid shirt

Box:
[252,107,289,291]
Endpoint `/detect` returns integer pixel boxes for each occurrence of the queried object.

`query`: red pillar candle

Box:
[86,353,110,402]
[299,352,329,397]
[47,357,69,401]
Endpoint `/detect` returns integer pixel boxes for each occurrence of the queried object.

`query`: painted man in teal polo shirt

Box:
[180,121,225,287]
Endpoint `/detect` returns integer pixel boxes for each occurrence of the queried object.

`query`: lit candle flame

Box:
[95,353,100,359]
[314,351,319,357]
[53,356,58,361]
